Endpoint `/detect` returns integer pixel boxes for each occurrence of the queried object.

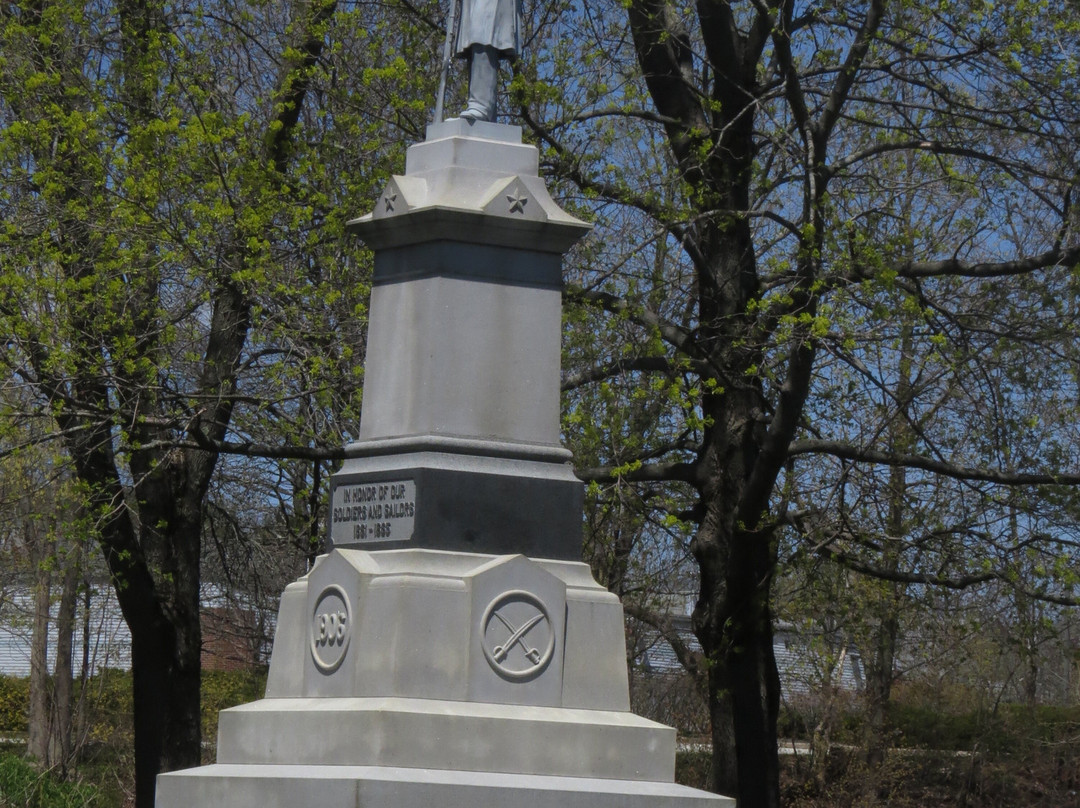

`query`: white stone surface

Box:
[216,697,673,781]
[158,549,741,808]
[265,549,629,711]
[350,120,589,249]
[157,764,735,808]
[352,122,580,450]
[263,580,308,697]
[155,122,736,808]
[359,272,561,446]
[407,123,536,175]
[332,122,589,557]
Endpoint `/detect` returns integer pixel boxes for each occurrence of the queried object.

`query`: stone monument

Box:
[156,117,734,808]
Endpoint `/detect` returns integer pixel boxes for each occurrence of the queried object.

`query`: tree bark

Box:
[74,582,92,761]
[26,530,52,765]
[864,604,899,768]
[49,545,80,774]
[548,0,1075,802]
[622,1,788,800]
[865,322,913,767]
[6,1,335,802]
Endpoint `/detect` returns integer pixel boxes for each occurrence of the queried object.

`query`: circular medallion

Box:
[310,584,352,674]
[481,590,555,680]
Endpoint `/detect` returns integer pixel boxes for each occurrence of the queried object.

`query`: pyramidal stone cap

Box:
[348,118,591,253]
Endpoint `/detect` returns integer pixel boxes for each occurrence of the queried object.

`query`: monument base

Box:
[155,548,734,808]
[157,764,730,808]
[214,697,675,780]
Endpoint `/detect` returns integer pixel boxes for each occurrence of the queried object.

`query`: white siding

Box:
[0,587,131,678]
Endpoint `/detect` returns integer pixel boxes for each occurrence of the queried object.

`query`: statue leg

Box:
[461,45,499,122]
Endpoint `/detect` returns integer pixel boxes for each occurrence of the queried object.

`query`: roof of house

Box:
[633,620,864,699]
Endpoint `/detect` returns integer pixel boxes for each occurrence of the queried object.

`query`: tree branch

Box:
[564,284,698,357]
[625,0,709,177]
[576,460,698,484]
[829,139,1027,179]
[817,0,885,143]
[623,600,706,683]
[820,548,1080,607]
[136,436,348,461]
[561,355,678,392]
[789,439,1080,486]
[887,244,1080,279]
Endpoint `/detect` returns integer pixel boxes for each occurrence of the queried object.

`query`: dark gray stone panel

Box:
[330,466,583,560]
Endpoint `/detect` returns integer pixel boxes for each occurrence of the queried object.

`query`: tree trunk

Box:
[1024,646,1039,708]
[865,324,913,767]
[697,519,782,807]
[8,1,335,803]
[109,484,205,807]
[26,539,52,765]
[74,582,92,758]
[864,607,899,768]
[692,344,786,806]
[49,544,81,774]
[64,446,205,808]
[128,610,201,807]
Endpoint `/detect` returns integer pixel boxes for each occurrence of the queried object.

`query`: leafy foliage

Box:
[0,754,101,808]
[0,676,28,734]
[0,0,443,801]
[528,0,1080,802]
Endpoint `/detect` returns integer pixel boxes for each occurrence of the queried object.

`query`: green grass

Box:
[0,754,102,808]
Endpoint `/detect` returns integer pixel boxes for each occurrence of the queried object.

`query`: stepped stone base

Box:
[154,548,735,808]
[215,697,674,781]
[157,764,730,808]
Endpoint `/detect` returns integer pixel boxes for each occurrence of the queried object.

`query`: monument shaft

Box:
[326,119,587,559]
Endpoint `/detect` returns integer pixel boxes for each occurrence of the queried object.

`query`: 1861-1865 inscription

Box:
[331,480,417,544]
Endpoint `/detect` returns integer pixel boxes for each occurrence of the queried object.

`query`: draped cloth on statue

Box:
[455,0,521,58]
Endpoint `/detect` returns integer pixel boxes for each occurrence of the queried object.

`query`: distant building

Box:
[200,603,265,673]
[632,613,864,700]
[0,583,268,678]
[0,586,131,678]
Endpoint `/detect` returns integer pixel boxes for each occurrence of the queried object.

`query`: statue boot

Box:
[461,45,499,122]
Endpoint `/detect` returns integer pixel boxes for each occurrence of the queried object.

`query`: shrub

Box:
[0,677,29,733]
[887,700,989,751]
[0,754,101,808]
[80,669,134,755]
[200,668,267,761]
[674,749,711,789]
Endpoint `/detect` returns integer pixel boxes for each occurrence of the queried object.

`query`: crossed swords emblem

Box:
[491,610,544,664]
[482,590,555,678]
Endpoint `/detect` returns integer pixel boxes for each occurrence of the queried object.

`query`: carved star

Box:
[506,190,528,214]
[383,192,398,213]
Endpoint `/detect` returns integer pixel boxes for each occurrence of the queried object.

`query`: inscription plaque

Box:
[330,479,416,545]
